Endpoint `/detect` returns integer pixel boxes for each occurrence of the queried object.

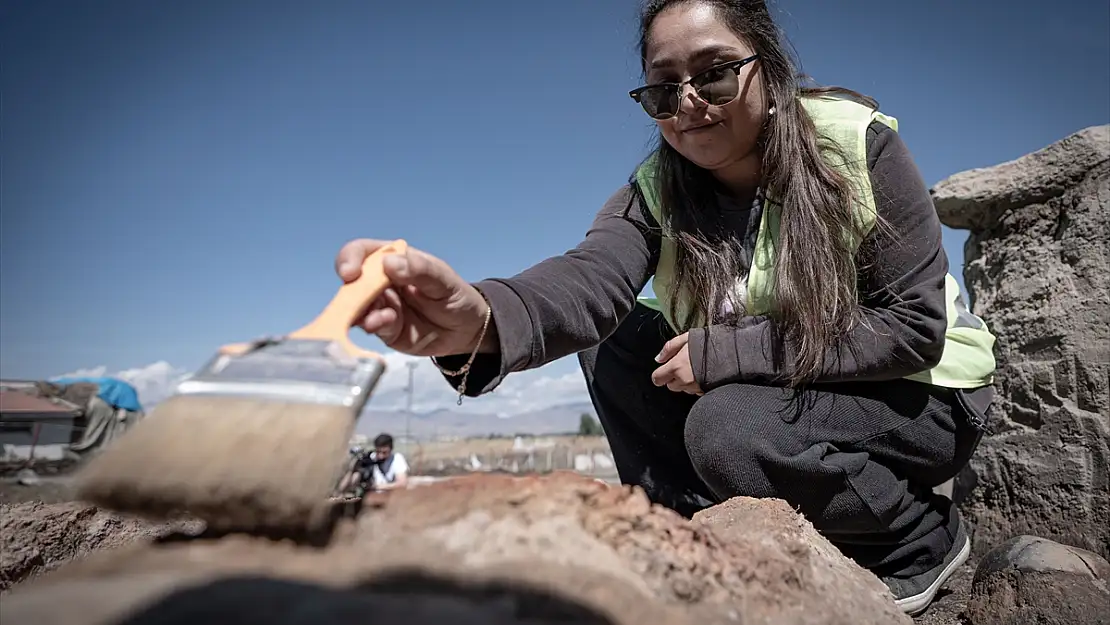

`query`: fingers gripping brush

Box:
[75,240,408,535]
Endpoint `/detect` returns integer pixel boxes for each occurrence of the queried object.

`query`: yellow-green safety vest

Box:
[635,95,996,389]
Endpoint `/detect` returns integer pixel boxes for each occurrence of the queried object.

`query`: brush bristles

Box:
[75,395,355,534]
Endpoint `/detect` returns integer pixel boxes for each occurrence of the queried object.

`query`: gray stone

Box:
[967,535,1110,625]
[933,125,1110,231]
[932,125,1110,560]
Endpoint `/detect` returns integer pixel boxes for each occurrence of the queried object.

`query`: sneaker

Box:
[882,521,971,615]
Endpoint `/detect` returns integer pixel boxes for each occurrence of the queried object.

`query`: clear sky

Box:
[2,0,1108,413]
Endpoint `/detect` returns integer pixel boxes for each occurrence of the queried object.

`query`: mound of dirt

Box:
[0,501,202,593]
[2,473,910,625]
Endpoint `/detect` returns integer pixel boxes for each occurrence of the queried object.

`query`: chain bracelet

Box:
[431,292,492,405]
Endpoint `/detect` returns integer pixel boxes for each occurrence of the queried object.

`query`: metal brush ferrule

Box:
[173,338,386,410]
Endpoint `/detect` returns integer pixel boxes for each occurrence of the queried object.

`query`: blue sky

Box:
[2,0,1107,412]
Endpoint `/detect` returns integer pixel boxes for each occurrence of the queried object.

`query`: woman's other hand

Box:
[651,332,703,395]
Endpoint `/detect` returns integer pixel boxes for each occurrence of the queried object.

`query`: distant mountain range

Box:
[353,401,597,440]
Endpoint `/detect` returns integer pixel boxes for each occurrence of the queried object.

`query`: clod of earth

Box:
[1,473,911,625]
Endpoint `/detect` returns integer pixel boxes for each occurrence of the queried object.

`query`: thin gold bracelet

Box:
[431,291,492,405]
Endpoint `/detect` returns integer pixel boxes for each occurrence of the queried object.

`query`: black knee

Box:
[683,385,780,500]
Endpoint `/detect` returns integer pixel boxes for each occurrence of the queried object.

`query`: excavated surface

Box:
[2,473,914,625]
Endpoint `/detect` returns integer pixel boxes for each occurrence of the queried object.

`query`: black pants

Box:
[578,303,985,578]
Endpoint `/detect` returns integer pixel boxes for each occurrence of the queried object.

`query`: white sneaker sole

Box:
[894,534,971,615]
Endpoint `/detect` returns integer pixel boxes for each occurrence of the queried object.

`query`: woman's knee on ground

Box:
[683,384,789,500]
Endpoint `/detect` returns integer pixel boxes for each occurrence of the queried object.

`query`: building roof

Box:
[0,391,79,418]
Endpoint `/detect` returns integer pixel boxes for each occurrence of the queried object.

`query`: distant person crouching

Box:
[340,433,409,494]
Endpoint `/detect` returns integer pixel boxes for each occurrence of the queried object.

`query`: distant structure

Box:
[0,389,81,462]
[0,377,144,463]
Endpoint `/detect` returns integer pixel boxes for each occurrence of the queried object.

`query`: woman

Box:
[334,0,996,615]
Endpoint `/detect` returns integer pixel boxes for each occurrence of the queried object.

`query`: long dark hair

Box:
[638,0,880,386]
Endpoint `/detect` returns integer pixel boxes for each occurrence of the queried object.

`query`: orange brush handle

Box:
[288,239,407,360]
[218,240,406,361]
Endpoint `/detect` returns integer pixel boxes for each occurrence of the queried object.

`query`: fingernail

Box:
[654,351,665,363]
[339,262,355,276]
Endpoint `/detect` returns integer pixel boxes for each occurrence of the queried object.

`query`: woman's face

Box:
[643,3,767,175]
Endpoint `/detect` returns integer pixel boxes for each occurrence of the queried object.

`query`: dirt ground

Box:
[0,477,77,505]
[0,490,203,593]
[0,475,973,624]
[914,564,973,625]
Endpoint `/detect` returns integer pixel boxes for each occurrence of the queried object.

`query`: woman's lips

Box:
[681,121,722,134]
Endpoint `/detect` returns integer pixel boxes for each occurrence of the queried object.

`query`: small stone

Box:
[967,535,1110,625]
[15,469,40,486]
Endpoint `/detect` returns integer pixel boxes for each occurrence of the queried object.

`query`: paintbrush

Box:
[74,240,407,536]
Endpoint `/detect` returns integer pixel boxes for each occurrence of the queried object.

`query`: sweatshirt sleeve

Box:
[437,184,659,396]
[687,122,950,387]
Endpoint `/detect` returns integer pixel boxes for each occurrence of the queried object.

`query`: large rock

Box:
[932,125,1110,558]
[1,473,911,625]
[966,535,1110,625]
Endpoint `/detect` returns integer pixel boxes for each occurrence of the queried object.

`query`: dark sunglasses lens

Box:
[639,86,679,119]
[693,67,739,106]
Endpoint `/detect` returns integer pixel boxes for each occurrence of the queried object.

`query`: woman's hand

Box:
[651,333,704,396]
[335,239,494,357]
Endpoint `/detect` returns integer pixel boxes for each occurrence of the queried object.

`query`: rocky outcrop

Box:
[1,473,911,625]
[932,125,1110,558]
[966,535,1110,625]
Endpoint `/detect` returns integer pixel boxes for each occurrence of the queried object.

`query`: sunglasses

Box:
[629,54,761,120]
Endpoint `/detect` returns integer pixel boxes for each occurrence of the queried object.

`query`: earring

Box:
[768,105,776,115]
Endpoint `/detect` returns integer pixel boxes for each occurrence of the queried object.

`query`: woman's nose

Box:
[677,83,706,113]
